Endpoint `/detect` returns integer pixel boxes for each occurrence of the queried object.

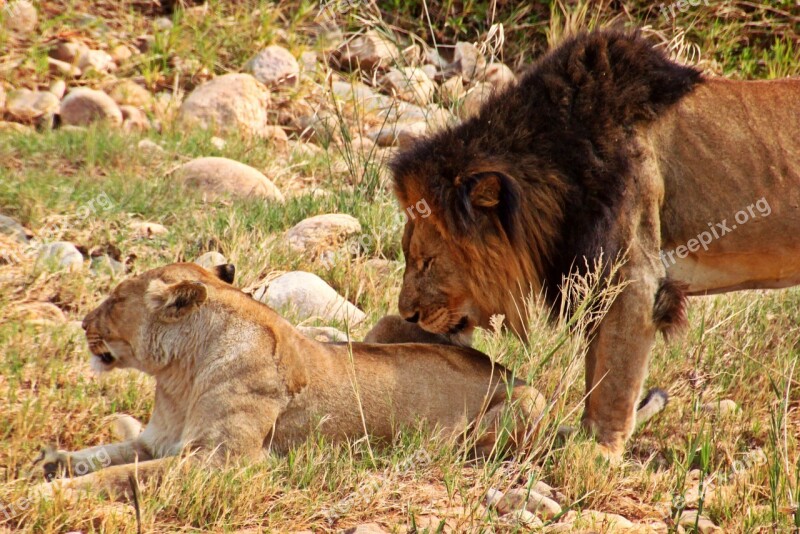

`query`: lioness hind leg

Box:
[473,385,546,457]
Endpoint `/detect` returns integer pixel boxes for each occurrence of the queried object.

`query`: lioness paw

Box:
[32,445,70,481]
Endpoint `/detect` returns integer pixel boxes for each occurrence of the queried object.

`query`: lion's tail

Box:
[653,278,688,338]
[635,388,669,426]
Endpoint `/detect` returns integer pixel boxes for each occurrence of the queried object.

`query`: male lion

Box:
[389,30,800,456]
[33,263,545,497]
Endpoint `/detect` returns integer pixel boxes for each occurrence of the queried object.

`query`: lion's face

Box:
[398,218,484,339]
[82,262,235,374]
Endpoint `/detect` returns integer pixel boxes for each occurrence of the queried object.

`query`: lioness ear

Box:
[146,279,207,321]
[454,171,521,241]
[214,263,236,284]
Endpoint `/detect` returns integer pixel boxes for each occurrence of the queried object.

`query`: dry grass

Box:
[1,0,799,532]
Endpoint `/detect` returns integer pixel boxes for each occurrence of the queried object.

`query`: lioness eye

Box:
[422,257,434,272]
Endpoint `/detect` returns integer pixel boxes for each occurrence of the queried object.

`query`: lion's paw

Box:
[32,445,70,482]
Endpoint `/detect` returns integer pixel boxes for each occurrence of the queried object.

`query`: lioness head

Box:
[82,262,235,374]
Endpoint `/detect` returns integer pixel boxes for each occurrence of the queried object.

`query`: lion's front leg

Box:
[33,457,176,500]
[582,272,659,457]
[33,440,153,481]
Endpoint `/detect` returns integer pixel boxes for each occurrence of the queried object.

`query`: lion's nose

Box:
[404,311,420,323]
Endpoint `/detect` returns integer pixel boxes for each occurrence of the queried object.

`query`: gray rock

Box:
[110,44,134,64]
[452,41,486,82]
[60,88,123,126]
[137,139,164,153]
[679,510,721,533]
[0,214,29,243]
[36,242,83,272]
[177,73,270,138]
[5,1,37,34]
[130,220,167,238]
[49,80,66,99]
[368,120,427,148]
[47,57,81,78]
[479,62,516,90]
[77,49,116,73]
[194,251,227,270]
[154,17,173,31]
[439,75,465,104]
[91,255,125,276]
[120,105,150,132]
[285,213,361,255]
[175,157,284,202]
[334,30,397,72]
[110,80,152,107]
[702,398,738,416]
[50,41,89,63]
[380,67,436,106]
[246,45,299,88]
[459,82,495,119]
[6,89,59,122]
[253,271,366,325]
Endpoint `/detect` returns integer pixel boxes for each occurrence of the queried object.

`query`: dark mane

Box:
[391,30,702,309]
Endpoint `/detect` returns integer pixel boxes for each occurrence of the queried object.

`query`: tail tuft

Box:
[653,278,688,338]
[635,388,669,426]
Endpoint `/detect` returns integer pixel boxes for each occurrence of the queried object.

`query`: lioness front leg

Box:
[34,457,175,499]
[34,440,153,481]
[582,270,659,457]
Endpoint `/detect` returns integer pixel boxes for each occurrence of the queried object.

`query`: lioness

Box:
[34,263,545,496]
[389,30,800,456]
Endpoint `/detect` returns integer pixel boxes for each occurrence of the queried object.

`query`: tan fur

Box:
[394,76,800,456]
[34,263,545,498]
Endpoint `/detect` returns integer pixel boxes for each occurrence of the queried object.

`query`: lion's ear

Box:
[455,171,521,241]
[214,263,236,284]
[146,279,207,321]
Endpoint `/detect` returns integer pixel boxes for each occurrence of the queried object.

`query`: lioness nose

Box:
[404,311,420,323]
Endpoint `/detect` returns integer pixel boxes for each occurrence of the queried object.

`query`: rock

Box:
[254,272,366,325]
[334,30,397,72]
[564,510,634,530]
[439,75,465,105]
[460,82,495,120]
[496,489,562,520]
[331,80,392,113]
[297,326,350,343]
[110,81,152,107]
[91,255,125,276]
[47,57,81,78]
[504,509,542,528]
[420,64,438,81]
[194,251,227,270]
[424,105,456,132]
[292,110,336,144]
[120,105,150,132]
[137,139,164,153]
[368,120,427,148]
[210,136,226,150]
[262,125,288,147]
[178,73,270,138]
[49,80,66,99]
[678,510,721,533]
[50,41,89,63]
[36,242,83,272]
[175,157,284,202]
[154,17,173,31]
[15,302,66,324]
[532,481,567,505]
[452,41,486,82]
[245,45,299,88]
[299,50,318,74]
[341,524,388,534]
[77,49,116,73]
[110,44,133,63]
[5,0,37,34]
[702,399,738,416]
[130,220,168,238]
[6,89,59,122]
[285,214,361,255]
[480,62,516,90]
[0,214,28,243]
[60,88,123,126]
[380,67,436,106]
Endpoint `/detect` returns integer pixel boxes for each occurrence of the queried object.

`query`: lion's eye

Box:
[422,257,434,272]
